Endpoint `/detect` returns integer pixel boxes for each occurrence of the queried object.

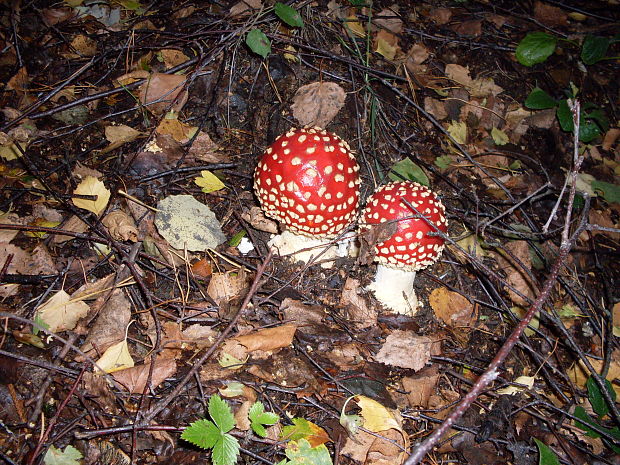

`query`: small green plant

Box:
[515,31,619,67]
[524,86,609,143]
[246,3,304,58]
[534,438,560,465]
[573,376,620,454]
[182,394,332,465]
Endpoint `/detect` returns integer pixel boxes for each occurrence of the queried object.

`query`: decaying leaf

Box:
[429,287,476,328]
[240,206,278,234]
[373,6,403,34]
[72,176,110,216]
[492,241,537,307]
[156,115,198,143]
[112,356,177,393]
[35,290,90,333]
[374,331,440,371]
[339,277,377,329]
[139,73,188,115]
[159,49,190,69]
[291,81,346,128]
[567,349,620,397]
[194,170,226,193]
[220,324,297,362]
[374,30,400,61]
[95,339,134,374]
[102,210,138,242]
[187,131,229,163]
[104,124,142,150]
[229,0,261,17]
[447,120,467,145]
[207,271,250,307]
[401,366,440,408]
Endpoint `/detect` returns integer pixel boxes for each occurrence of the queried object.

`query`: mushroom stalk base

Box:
[268,231,339,268]
[367,265,419,315]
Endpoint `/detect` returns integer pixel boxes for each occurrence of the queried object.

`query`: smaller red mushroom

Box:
[359,181,447,314]
[254,127,361,265]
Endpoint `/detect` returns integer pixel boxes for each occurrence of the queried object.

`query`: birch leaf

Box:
[72,176,110,216]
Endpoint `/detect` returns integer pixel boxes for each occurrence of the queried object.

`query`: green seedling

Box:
[246,3,304,58]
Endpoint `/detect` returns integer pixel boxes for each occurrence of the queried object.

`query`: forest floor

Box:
[0,1,619,465]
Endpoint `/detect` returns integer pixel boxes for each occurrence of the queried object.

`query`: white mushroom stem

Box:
[366,264,419,315]
[268,231,339,268]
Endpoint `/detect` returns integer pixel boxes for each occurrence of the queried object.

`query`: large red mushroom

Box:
[359,181,448,314]
[254,127,361,265]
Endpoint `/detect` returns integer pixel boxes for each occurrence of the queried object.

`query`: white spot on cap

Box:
[291,157,302,165]
[298,135,307,143]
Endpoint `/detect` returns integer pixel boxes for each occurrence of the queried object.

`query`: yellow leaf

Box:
[510,306,539,337]
[567,350,620,397]
[355,395,401,432]
[447,120,467,145]
[283,45,299,63]
[496,375,535,395]
[156,115,198,143]
[218,351,246,369]
[73,176,110,216]
[195,170,226,193]
[24,219,61,238]
[0,141,25,161]
[491,127,509,146]
[35,290,90,333]
[96,339,134,373]
[345,16,366,38]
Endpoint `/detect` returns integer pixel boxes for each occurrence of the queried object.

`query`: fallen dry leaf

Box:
[291,81,346,128]
[139,73,188,115]
[72,176,110,216]
[51,214,89,243]
[492,241,537,307]
[339,277,377,329]
[7,66,28,92]
[67,34,97,57]
[429,7,452,25]
[241,206,278,234]
[602,128,620,152]
[35,290,90,333]
[102,210,138,242]
[187,131,230,164]
[429,287,476,328]
[374,30,400,61]
[280,298,326,327]
[105,124,141,146]
[229,0,261,17]
[567,349,620,397]
[112,356,177,393]
[95,339,134,374]
[373,6,403,34]
[401,366,440,408]
[156,116,198,143]
[424,96,448,120]
[534,1,568,27]
[160,49,190,69]
[221,324,297,361]
[374,331,439,371]
[207,271,250,307]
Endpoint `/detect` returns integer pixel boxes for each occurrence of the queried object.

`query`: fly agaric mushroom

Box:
[360,181,447,314]
[254,127,361,265]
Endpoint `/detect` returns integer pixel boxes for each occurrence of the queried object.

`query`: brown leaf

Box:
[374,331,440,371]
[41,7,75,26]
[241,206,278,234]
[401,366,440,408]
[492,241,537,307]
[602,128,620,152]
[139,73,188,115]
[112,357,177,393]
[374,30,401,61]
[405,43,430,66]
[207,271,251,307]
[358,221,398,266]
[339,277,377,329]
[429,287,476,328]
[229,0,261,17]
[280,298,326,327]
[534,1,568,27]
[373,6,403,34]
[424,96,448,120]
[187,131,230,164]
[191,258,213,278]
[342,426,407,465]
[160,49,190,69]
[68,35,98,57]
[291,82,346,128]
[102,210,138,242]
[451,19,482,37]
[429,7,452,25]
[7,67,28,92]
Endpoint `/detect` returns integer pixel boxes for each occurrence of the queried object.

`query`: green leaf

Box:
[524,87,557,110]
[516,32,558,66]
[388,157,429,186]
[587,376,616,418]
[284,439,333,465]
[228,230,246,247]
[212,433,240,465]
[591,180,620,204]
[274,2,304,28]
[534,439,560,465]
[246,29,271,58]
[434,155,453,171]
[249,401,279,437]
[556,99,573,132]
[44,445,83,465]
[209,395,235,433]
[281,418,316,442]
[581,35,609,65]
[181,419,221,449]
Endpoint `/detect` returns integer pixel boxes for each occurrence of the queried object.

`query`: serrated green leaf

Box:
[44,445,83,465]
[491,127,509,145]
[275,2,304,27]
[246,29,271,58]
[534,439,560,465]
[516,32,558,66]
[388,157,429,186]
[284,439,333,465]
[587,376,616,418]
[209,395,235,433]
[524,87,557,110]
[249,401,279,437]
[434,155,453,171]
[581,35,609,65]
[212,433,240,465]
[181,419,221,449]
[591,181,620,204]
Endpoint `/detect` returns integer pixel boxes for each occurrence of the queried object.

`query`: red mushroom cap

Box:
[254,127,361,238]
[360,181,447,271]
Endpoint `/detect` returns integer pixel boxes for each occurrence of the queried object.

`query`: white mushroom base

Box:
[366,264,420,315]
[268,231,339,268]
